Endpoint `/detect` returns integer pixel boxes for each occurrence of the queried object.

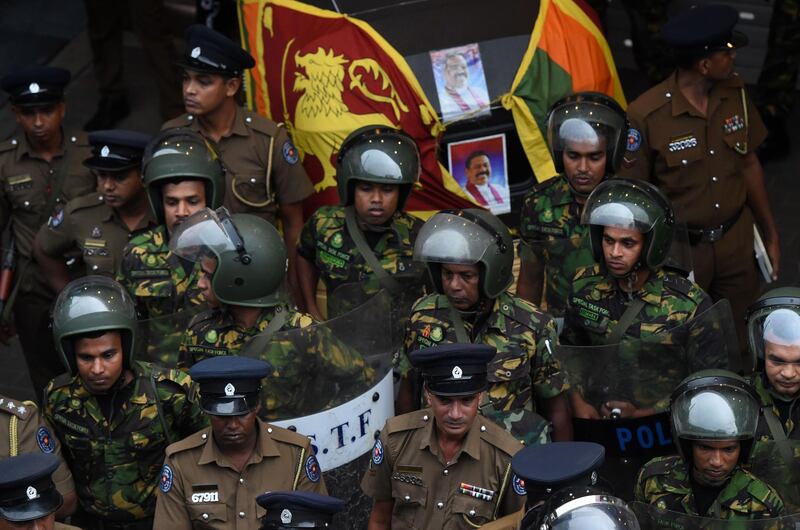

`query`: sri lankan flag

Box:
[502,0,626,181]
[238,0,475,217]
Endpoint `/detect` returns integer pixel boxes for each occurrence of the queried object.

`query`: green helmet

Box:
[336,125,420,210]
[669,369,760,463]
[142,129,225,224]
[413,208,513,299]
[170,207,287,307]
[745,287,800,372]
[51,275,138,374]
[582,178,675,271]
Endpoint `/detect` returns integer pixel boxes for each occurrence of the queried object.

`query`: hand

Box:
[765,238,780,281]
[569,392,601,420]
[600,400,653,419]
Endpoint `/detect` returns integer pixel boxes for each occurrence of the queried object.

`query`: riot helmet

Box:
[336,125,420,210]
[170,207,287,307]
[669,370,760,463]
[745,287,800,373]
[414,208,513,299]
[51,275,138,374]
[534,487,640,530]
[582,178,675,272]
[142,129,225,225]
[546,92,628,182]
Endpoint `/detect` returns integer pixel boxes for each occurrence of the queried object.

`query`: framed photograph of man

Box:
[430,43,491,122]
[448,133,510,215]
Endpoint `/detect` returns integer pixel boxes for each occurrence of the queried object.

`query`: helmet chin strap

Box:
[609,262,643,300]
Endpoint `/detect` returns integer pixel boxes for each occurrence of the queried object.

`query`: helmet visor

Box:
[52,276,136,325]
[581,181,663,232]
[547,100,626,161]
[671,385,758,440]
[339,130,420,185]
[547,497,640,530]
[413,212,497,265]
[169,207,242,262]
[748,306,800,366]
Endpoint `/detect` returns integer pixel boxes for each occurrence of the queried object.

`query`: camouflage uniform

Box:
[634,455,786,519]
[755,0,800,117]
[519,175,593,316]
[179,304,371,420]
[297,205,426,316]
[43,361,207,523]
[397,291,568,445]
[117,225,205,366]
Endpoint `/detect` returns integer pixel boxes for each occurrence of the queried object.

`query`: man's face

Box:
[74,331,125,394]
[703,49,737,81]
[2,513,56,530]
[162,180,207,235]
[182,70,239,116]
[352,181,400,225]
[426,390,482,440]
[209,408,259,451]
[465,155,491,186]
[563,137,607,196]
[691,440,740,486]
[764,339,800,397]
[13,103,64,144]
[197,256,220,307]
[441,263,481,310]
[97,168,144,209]
[601,226,644,277]
[443,55,469,91]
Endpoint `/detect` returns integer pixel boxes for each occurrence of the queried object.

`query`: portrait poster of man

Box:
[430,43,491,122]
[448,133,510,215]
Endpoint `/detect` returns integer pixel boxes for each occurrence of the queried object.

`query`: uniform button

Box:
[188,115,194,121]
[250,178,256,183]
[70,136,77,143]
[480,425,487,432]
[92,265,99,271]
[106,471,113,478]
[49,169,54,175]
[422,415,429,421]
[267,427,273,433]
[239,478,245,484]
[10,139,17,145]
[202,514,209,521]
[245,116,253,123]
[712,176,718,182]
[714,203,720,209]
[201,433,208,440]
[404,495,411,502]
[709,149,715,155]
[443,469,449,476]
[736,142,741,148]
[437,501,444,509]
[239,512,246,519]
[665,91,672,98]
[23,201,29,207]
[469,509,476,516]
[502,304,509,311]
[681,159,687,165]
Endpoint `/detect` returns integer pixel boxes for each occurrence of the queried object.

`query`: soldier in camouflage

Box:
[517,92,627,321]
[116,130,225,366]
[635,370,786,519]
[297,125,426,320]
[172,207,371,420]
[395,209,571,444]
[43,276,207,529]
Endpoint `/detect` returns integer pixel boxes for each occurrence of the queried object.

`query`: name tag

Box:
[191,485,219,503]
[667,135,697,153]
[6,174,33,191]
[130,269,170,279]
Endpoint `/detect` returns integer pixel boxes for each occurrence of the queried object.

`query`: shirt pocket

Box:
[451,494,495,527]
[62,433,92,477]
[661,137,705,193]
[5,174,44,211]
[391,481,428,530]
[186,502,228,529]
[486,348,529,384]
[230,172,273,210]
[82,240,116,274]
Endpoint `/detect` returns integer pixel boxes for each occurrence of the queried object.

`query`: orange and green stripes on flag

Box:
[502,0,626,182]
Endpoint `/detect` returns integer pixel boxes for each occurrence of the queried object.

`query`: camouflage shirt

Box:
[397,292,568,444]
[635,455,786,519]
[297,205,426,316]
[519,175,594,316]
[117,224,206,366]
[43,361,207,522]
[750,371,800,440]
[179,304,372,420]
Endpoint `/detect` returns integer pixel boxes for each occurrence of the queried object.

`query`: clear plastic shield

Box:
[631,502,800,530]
[326,272,430,322]
[134,304,207,367]
[749,438,800,514]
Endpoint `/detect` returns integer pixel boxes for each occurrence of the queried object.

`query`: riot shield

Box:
[631,502,800,530]
[326,271,430,322]
[750,437,800,514]
[557,300,739,499]
[134,304,207,367]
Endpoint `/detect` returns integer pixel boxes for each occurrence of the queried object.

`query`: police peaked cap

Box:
[84,129,152,172]
[178,24,255,75]
[512,442,605,497]
[0,454,62,522]
[1,66,70,106]
[257,491,345,528]
[410,343,495,396]
[662,5,748,56]
[190,356,272,416]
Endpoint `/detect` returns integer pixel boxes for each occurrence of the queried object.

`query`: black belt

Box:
[687,208,743,245]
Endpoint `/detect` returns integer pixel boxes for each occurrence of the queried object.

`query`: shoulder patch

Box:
[36,426,56,453]
[512,473,527,496]
[47,208,65,228]
[159,464,173,493]
[372,438,384,465]
[305,455,321,482]
[282,140,299,165]
[626,128,641,152]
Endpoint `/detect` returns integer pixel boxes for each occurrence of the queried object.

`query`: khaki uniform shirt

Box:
[619,72,767,228]
[361,409,525,529]
[480,508,525,530]
[37,192,156,276]
[162,108,314,226]
[0,394,75,498]
[154,418,326,530]
[55,523,82,530]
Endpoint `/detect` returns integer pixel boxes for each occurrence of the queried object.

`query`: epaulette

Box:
[66,193,105,214]
[165,428,210,456]
[47,373,74,391]
[531,175,563,195]
[266,423,314,448]
[242,110,279,137]
[662,271,699,300]
[161,114,194,131]
[65,131,90,148]
[313,205,344,222]
[0,138,18,153]
[141,361,191,389]
[478,416,524,457]
[572,263,602,283]
[640,455,681,480]
[499,294,554,331]
[0,395,35,420]
[410,293,440,313]
[383,410,429,435]
[629,80,673,120]
[187,308,220,330]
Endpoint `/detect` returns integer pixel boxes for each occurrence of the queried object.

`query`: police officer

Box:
[362,343,525,529]
[35,129,155,290]
[256,491,345,529]
[619,4,781,359]
[116,129,224,366]
[43,276,207,529]
[0,395,76,520]
[480,441,605,530]
[562,178,721,419]
[163,24,315,303]
[517,92,627,320]
[297,125,426,320]
[172,207,370,420]
[744,288,800,511]
[0,66,95,397]
[635,370,786,519]
[0,454,81,530]
[154,356,327,529]
[395,209,571,444]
